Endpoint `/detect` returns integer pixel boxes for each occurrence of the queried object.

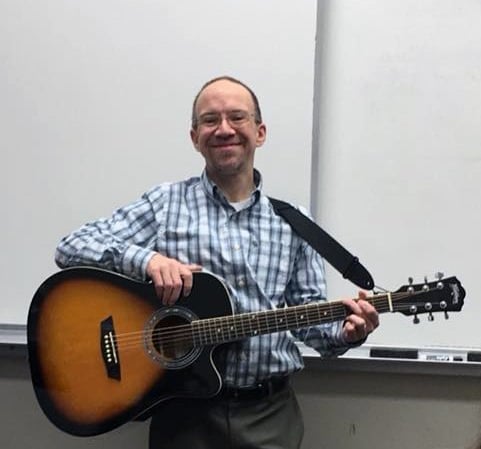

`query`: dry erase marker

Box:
[423,354,463,362]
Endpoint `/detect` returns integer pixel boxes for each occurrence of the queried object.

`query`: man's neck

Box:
[208,170,255,202]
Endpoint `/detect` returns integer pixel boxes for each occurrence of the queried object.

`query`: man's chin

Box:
[210,161,244,176]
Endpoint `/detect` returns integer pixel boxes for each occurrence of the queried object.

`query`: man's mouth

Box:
[211,142,241,149]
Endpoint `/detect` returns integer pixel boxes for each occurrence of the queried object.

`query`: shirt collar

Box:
[200,169,263,205]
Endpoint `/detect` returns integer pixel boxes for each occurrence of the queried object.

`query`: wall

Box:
[0,0,315,324]
[312,0,481,349]
[1,350,480,449]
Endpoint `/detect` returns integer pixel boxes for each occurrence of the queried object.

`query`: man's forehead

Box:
[196,80,253,111]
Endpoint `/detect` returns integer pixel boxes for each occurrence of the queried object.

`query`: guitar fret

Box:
[202,318,209,345]
[294,307,300,328]
[191,321,199,346]
[228,316,237,341]
[213,317,220,343]
[215,317,226,344]
[281,307,288,330]
[301,304,309,326]
[208,317,216,344]
[252,313,259,336]
[262,310,269,335]
[193,319,203,346]
[234,315,241,338]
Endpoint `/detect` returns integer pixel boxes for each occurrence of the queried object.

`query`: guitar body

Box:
[28,266,465,437]
[27,267,232,436]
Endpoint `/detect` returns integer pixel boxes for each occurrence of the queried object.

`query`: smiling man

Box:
[55,76,379,449]
[190,78,266,196]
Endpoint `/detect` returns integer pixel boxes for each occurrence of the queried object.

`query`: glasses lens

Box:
[197,111,252,128]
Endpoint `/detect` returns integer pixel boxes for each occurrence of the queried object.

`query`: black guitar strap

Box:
[268,197,375,290]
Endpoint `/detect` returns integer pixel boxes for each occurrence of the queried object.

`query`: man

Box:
[55,76,379,449]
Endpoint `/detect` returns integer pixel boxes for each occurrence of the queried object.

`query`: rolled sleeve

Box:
[55,186,165,280]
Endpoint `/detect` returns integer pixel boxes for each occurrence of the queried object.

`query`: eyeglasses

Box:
[195,110,256,129]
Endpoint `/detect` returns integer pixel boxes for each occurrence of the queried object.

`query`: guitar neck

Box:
[191,294,393,346]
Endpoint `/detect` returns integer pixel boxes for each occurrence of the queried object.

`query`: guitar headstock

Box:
[391,274,465,323]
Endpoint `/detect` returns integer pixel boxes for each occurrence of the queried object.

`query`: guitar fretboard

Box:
[191,295,393,346]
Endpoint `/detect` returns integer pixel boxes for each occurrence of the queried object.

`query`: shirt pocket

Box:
[248,238,294,298]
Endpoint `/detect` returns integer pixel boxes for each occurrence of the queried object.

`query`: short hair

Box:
[191,76,263,129]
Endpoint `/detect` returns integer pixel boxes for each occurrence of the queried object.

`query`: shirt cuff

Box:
[121,245,157,281]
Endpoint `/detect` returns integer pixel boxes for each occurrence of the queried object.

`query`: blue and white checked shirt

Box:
[56,170,351,387]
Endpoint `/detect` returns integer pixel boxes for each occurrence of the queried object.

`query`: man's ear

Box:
[190,128,200,151]
[256,123,267,147]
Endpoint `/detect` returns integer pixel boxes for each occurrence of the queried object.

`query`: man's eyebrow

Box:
[200,109,246,115]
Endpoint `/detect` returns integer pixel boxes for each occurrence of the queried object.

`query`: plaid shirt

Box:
[56,170,349,387]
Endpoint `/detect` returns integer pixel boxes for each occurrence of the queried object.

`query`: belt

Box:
[219,376,290,401]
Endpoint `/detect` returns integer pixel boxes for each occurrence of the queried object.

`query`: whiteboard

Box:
[0,0,316,324]
[312,0,481,348]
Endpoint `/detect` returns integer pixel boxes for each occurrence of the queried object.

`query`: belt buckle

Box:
[223,377,288,400]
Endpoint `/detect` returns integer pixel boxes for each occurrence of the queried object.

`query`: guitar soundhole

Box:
[144,306,201,369]
[153,316,191,361]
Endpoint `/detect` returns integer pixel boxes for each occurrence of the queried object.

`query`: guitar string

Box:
[112,290,435,351]
[111,290,439,352]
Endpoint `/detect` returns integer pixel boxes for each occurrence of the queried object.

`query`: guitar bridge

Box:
[100,316,121,380]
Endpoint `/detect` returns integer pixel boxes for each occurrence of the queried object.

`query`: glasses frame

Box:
[194,110,257,129]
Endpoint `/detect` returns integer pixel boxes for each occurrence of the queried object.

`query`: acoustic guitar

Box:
[27,267,465,436]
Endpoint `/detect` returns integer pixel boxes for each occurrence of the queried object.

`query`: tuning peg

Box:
[408,277,414,293]
[413,314,420,324]
[436,272,445,290]
[422,276,429,291]
[428,312,434,322]
[440,301,450,320]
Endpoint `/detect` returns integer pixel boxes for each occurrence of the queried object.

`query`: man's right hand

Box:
[146,253,202,305]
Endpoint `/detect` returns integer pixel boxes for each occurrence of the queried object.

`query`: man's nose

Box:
[215,117,236,135]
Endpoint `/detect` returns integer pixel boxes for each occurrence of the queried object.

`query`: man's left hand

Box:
[341,292,379,343]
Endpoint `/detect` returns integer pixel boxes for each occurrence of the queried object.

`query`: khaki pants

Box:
[149,386,304,449]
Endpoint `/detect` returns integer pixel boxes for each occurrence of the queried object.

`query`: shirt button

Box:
[237,277,245,287]
[233,244,240,251]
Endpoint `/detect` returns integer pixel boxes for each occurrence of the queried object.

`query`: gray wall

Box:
[1,350,480,449]
[0,0,315,325]
[313,0,481,349]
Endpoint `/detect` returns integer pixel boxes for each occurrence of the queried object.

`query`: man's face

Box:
[190,80,266,179]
